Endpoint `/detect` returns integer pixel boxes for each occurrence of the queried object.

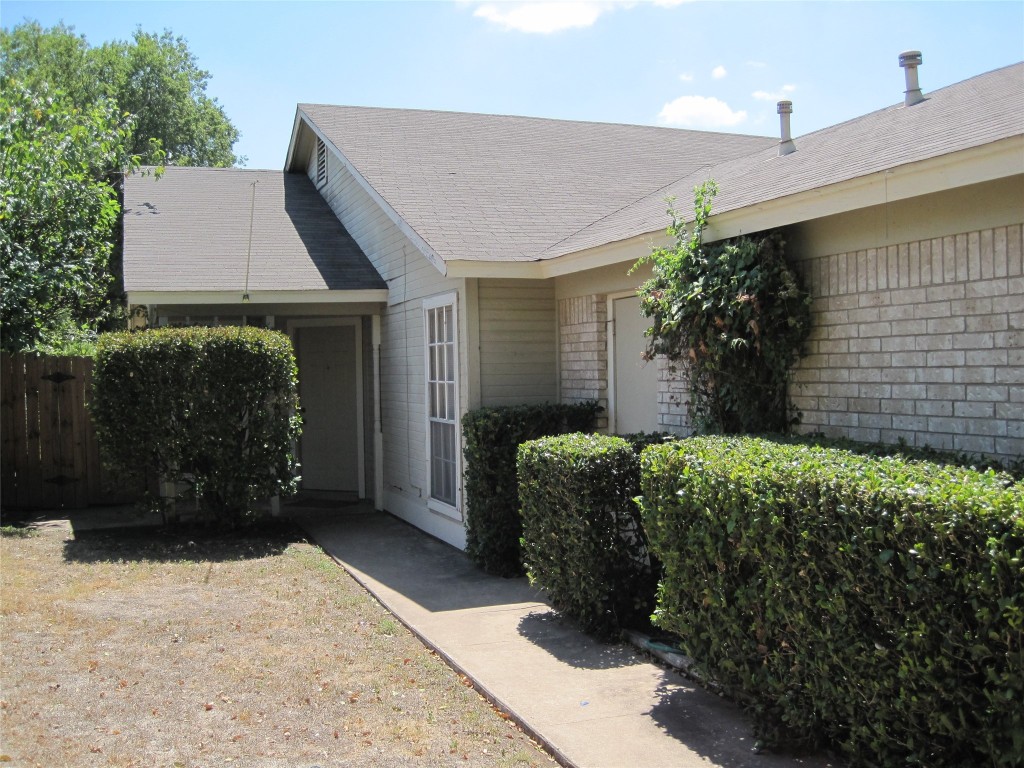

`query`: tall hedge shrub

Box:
[90,327,301,525]
[640,436,1024,765]
[518,433,666,639]
[462,402,599,576]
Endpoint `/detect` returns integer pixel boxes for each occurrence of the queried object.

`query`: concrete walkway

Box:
[295,507,836,768]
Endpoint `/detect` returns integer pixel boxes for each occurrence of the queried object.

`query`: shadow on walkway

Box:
[647,668,837,766]
[517,609,644,670]
[294,507,546,613]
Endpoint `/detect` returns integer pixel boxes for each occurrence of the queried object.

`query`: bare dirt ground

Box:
[0,520,555,768]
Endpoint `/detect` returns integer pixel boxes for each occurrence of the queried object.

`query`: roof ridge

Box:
[134,166,281,174]
[298,102,774,141]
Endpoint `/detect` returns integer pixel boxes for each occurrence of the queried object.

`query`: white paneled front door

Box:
[611,295,659,434]
[296,324,360,493]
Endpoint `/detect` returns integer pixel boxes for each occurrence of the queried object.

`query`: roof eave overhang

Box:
[127,289,389,305]
[447,134,1024,280]
[703,133,1024,243]
[283,108,306,172]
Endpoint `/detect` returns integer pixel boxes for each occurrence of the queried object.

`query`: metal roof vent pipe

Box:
[900,50,925,106]
[777,100,796,156]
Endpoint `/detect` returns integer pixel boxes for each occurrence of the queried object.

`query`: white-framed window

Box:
[423,293,460,516]
[315,137,327,187]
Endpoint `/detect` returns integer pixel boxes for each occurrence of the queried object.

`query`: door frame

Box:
[287,318,365,499]
[606,291,658,435]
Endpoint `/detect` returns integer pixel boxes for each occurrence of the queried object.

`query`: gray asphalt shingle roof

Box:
[545,62,1024,258]
[298,104,776,262]
[300,62,1022,264]
[123,167,386,293]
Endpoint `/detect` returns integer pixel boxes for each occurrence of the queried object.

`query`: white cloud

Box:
[658,95,747,129]
[470,0,692,34]
[746,60,768,69]
[473,2,612,34]
[711,65,727,79]
[678,72,694,82]
[752,84,796,101]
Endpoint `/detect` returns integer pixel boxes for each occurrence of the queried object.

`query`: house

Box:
[124,56,1024,549]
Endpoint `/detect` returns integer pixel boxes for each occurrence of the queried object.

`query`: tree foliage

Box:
[0,81,146,352]
[0,21,241,167]
[0,20,240,351]
[635,181,811,433]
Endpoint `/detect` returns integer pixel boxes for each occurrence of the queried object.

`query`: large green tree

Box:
[0,21,241,167]
[0,82,146,352]
[0,21,240,351]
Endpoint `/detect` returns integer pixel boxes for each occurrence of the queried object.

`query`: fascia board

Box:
[128,290,389,305]
[703,134,1024,243]
[443,237,664,279]
[444,260,547,279]
[283,108,306,171]
[295,109,449,278]
[537,235,665,278]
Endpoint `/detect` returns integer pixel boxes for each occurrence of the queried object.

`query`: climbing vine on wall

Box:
[634,180,811,434]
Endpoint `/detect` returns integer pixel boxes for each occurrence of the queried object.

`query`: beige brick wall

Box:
[657,357,692,436]
[558,295,609,430]
[559,294,694,435]
[792,224,1023,462]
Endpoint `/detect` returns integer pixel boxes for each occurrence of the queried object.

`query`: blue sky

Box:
[2,1,1022,169]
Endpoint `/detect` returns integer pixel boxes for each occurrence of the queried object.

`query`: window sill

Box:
[427,498,462,522]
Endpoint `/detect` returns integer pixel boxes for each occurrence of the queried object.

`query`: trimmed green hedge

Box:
[790,430,1024,480]
[518,433,666,639]
[639,436,1024,765]
[462,402,599,576]
[90,327,301,525]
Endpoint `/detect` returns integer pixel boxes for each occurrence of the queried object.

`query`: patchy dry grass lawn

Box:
[0,521,553,768]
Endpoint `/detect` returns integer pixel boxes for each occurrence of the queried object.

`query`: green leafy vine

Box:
[634,180,811,434]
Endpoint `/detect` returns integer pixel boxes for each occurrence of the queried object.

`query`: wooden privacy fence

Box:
[1,352,143,511]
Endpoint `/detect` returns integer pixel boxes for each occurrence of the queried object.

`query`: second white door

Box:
[612,295,659,434]
[297,325,359,492]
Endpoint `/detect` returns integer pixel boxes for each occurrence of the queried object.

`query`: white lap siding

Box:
[307,150,468,548]
[477,279,557,407]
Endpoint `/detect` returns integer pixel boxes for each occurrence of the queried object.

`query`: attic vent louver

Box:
[899,50,925,106]
[777,101,796,156]
[315,137,327,187]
